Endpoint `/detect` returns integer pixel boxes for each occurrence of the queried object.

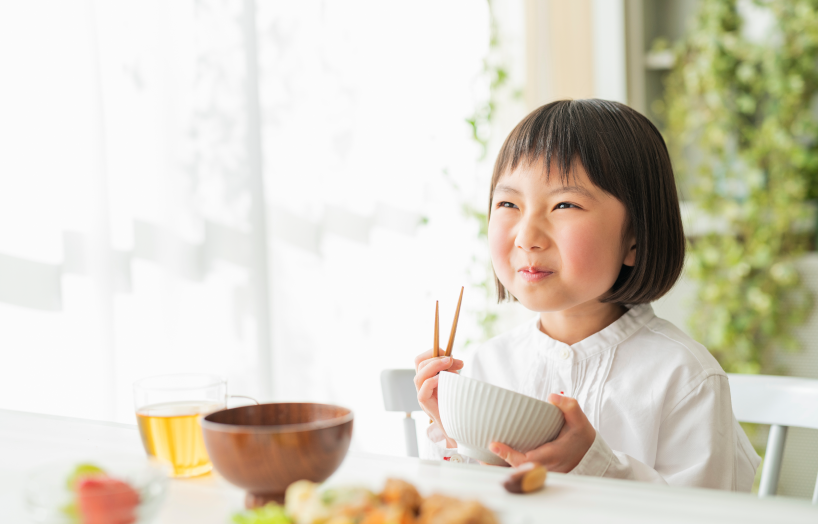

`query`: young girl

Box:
[414,99,761,491]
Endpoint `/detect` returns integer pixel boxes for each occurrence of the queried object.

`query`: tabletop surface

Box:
[1,408,817,523]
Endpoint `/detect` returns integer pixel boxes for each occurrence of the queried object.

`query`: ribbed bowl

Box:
[438,372,565,466]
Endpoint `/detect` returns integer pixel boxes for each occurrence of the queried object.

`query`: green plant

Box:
[662,0,818,373]
[466,0,508,162]
[460,0,511,344]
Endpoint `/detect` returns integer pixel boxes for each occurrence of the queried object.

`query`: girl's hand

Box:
[413,349,465,448]
[488,394,595,472]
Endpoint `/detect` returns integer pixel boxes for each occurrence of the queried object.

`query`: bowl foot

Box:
[457,444,510,466]
[245,491,285,509]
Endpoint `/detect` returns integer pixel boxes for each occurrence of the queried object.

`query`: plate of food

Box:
[231,477,502,524]
[24,455,168,524]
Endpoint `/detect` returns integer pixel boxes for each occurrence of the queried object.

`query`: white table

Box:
[1,409,816,523]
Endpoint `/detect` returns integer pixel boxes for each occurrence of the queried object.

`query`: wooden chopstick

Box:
[433,301,440,358]
[444,286,464,357]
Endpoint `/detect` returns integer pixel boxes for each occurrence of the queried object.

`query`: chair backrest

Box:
[728,373,818,430]
[727,373,818,503]
[380,369,421,413]
[380,369,422,458]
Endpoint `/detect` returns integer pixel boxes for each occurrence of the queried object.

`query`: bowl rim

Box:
[439,372,561,411]
[200,402,354,434]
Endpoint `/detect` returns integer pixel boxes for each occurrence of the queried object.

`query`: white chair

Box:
[380,369,422,457]
[728,373,818,502]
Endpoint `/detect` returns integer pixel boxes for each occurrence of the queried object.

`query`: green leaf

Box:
[665,0,816,373]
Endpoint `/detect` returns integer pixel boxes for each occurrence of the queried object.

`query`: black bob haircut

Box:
[488,99,685,305]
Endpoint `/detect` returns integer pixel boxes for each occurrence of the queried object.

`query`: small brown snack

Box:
[502,462,547,494]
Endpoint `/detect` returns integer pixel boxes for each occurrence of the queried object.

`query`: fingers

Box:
[414,357,449,388]
[414,357,463,392]
[547,394,585,426]
[412,351,464,429]
[446,359,465,372]
[414,349,435,370]
[414,352,463,430]
[415,349,464,372]
[417,375,441,423]
[418,357,464,374]
[546,393,562,406]
[414,359,443,392]
[489,442,527,468]
[541,394,595,472]
[417,374,439,402]
[515,441,557,468]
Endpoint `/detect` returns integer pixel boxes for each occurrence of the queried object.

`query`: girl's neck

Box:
[538,302,627,346]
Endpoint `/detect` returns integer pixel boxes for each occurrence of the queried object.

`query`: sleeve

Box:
[568,431,668,483]
[569,374,759,491]
[419,422,479,464]
[419,421,456,460]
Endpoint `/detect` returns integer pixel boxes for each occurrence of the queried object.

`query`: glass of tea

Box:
[133,374,255,478]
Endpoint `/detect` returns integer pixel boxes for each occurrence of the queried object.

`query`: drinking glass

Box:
[133,374,255,478]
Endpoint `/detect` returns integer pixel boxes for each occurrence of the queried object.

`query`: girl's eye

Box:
[554,202,579,210]
[497,201,518,209]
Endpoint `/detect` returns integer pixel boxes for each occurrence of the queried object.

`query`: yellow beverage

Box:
[136,401,223,478]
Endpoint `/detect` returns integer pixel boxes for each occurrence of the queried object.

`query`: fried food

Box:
[418,495,498,524]
[237,478,497,524]
[381,478,422,512]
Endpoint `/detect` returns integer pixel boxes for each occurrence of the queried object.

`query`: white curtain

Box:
[0,0,501,455]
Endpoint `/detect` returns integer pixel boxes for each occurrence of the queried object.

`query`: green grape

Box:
[66,463,106,491]
[231,502,292,524]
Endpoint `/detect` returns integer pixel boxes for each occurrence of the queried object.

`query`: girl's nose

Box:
[515,217,548,252]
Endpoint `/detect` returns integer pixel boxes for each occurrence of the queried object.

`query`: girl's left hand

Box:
[488,393,595,472]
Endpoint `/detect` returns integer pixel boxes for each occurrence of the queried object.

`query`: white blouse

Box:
[422,304,761,491]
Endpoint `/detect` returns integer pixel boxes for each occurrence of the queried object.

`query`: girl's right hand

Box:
[413,349,464,448]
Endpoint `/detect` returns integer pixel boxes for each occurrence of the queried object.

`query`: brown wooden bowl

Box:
[201,403,353,508]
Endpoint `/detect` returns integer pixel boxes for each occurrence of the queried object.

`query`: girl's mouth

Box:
[517,266,553,283]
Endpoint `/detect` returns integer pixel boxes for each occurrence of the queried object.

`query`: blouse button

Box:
[449,453,464,463]
[559,348,571,360]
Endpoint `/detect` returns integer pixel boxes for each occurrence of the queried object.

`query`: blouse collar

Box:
[529,303,656,362]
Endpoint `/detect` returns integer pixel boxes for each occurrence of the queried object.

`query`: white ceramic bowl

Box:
[438,372,565,465]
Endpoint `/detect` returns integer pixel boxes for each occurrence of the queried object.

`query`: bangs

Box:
[495,101,581,186]
[492,99,630,200]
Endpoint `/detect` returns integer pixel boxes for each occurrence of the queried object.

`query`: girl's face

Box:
[488,161,636,313]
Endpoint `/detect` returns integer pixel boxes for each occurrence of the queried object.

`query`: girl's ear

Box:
[623,238,637,267]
